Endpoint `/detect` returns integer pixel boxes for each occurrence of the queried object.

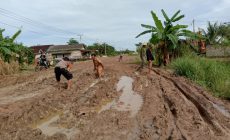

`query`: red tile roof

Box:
[30,45,52,54]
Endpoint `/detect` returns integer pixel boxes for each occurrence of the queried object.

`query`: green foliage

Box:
[135,42,142,54]
[171,56,230,99]
[0,28,34,65]
[67,38,79,45]
[136,9,198,63]
[202,22,230,46]
[87,43,117,56]
[119,49,135,55]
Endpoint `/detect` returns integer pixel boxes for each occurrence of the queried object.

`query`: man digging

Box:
[54,57,73,90]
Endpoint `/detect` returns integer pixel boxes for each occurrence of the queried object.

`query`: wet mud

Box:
[0,56,230,140]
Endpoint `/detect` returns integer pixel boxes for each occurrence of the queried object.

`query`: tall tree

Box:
[87,43,117,56]
[202,22,220,45]
[67,38,79,45]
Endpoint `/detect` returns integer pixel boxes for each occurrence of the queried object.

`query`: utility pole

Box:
[104,43,107,56]
[192,19,195,33]
[78,34,83,43]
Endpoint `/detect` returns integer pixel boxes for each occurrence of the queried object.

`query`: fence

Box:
[206,46,230,57]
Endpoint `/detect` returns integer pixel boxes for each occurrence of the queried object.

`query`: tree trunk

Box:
[161,44,169,66]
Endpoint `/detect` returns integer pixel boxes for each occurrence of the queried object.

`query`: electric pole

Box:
[78,34,83,43]
[192,19,195,33]
[104,43,107,56]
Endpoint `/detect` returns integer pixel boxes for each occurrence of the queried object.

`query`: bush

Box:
[171,55,230,99]
[0,60,20,75]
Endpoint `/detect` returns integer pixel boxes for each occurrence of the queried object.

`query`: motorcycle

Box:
[35,59,49,72]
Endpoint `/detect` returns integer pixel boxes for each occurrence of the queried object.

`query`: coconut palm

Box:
[136,9,197,65]
[202,22,220,45]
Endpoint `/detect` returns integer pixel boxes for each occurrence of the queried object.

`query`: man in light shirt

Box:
[54,57,73,89]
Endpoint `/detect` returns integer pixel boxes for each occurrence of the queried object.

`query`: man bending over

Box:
[55,57,73,89]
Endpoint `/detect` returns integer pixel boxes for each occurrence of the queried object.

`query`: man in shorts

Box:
[146,44,154,74]
[55,57,73,89]
[92,54,104,78]
[118,54,123,62]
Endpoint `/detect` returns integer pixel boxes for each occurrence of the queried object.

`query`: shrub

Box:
[0,60,20,75]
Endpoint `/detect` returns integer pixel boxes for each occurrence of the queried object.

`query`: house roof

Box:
[47,44,85,54]
[30,45,52,54]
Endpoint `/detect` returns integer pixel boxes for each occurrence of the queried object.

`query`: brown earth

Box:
[0,56,230,140]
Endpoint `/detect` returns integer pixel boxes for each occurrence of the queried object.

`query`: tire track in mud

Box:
[158,78,187,140]
[150,68,230,138]
[0,61,97,140]
[0,58,122,140]
[0,62,91,105]
[1,57,230,140]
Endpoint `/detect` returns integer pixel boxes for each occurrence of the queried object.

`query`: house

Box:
[47,44,86,59]
[30,45,53,55]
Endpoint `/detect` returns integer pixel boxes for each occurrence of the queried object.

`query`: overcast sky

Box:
[1,0,229,50]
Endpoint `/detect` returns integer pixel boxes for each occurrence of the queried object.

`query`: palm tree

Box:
[202,22,220,45]
[136,10,197,65]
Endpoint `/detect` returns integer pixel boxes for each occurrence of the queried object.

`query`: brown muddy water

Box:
[100,76,143,117]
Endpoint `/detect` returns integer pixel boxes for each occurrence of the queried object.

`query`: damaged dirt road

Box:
[0,56,230,140]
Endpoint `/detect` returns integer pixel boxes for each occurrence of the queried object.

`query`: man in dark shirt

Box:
[146,45,154,74]
[40,53,48,68]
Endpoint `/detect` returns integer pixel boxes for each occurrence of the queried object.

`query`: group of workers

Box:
[54,54,104,90]
[39,44,153,90]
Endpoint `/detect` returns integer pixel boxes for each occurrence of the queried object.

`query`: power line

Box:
[0,8,80,35]
[0,8,106,44]
[0,21,20,29]
[0,8,76,35]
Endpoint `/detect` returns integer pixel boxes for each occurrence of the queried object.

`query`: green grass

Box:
[171,55,230,99]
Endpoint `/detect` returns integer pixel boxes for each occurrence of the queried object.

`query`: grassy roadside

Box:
[170,55,230,99]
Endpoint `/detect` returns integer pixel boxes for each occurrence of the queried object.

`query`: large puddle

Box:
[32,112,79,140]
[100,76,143,117]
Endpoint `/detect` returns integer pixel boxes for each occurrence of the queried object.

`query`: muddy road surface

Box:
[0,56,230,140]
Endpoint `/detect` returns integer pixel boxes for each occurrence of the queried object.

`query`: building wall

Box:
[70,51,82,59]
[206,46,230,57]
[51,51,82,59]
[53,54,71,58]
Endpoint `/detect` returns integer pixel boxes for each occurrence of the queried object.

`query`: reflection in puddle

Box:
[100,76,143,117]
[33,112,79,140]
[213,103,230,118]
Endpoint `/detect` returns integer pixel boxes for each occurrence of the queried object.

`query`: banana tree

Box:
[136,9,197,65]
[0,29,31,64]
[0,29,11,58]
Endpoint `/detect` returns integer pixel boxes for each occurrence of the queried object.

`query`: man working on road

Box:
[54,57,73,90]
[140,43,147,69]
[119,54,123,62]
[92,54,104,78]
[146,44,154,74]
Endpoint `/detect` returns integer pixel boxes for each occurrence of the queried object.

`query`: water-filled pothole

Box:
[100,76,143,117]
[31,112,79,139]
